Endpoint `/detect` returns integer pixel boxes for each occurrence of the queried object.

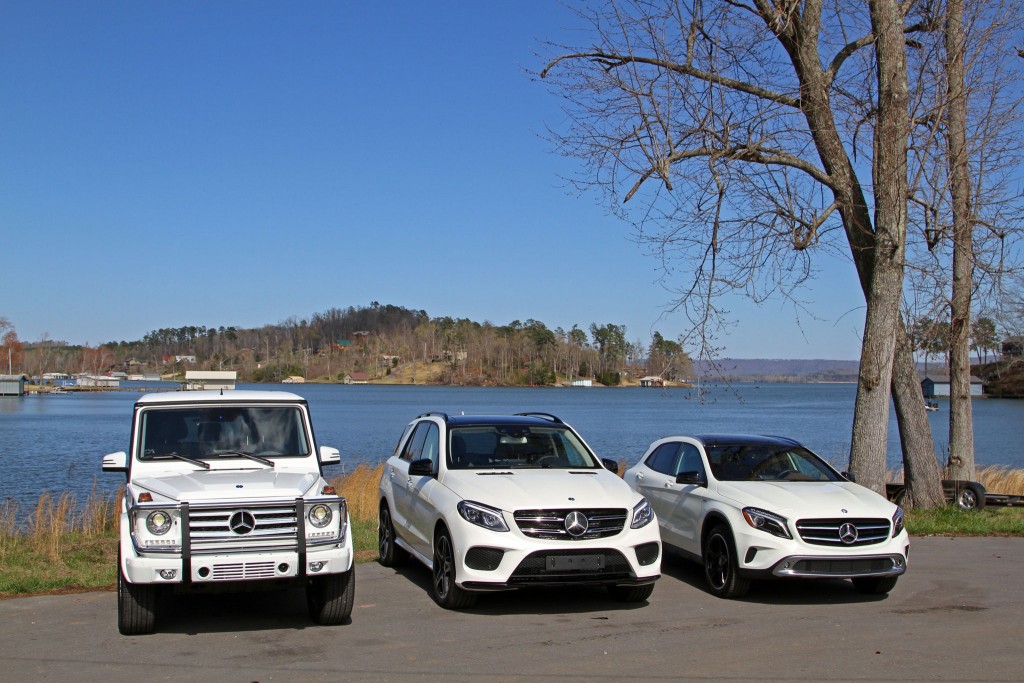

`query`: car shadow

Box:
[154,586,340,635]
[659,553,893,605]
[387,561,654,615]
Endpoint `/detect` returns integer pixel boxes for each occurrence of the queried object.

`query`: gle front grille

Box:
[513,508,627,540]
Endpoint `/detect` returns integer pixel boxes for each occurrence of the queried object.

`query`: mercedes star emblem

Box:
[229,510,257,535]
[564,511,589,537]
[838,522,859,544]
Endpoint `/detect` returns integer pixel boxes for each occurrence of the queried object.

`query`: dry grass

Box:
[886,465,1024,495]
[330,463,384,523]
[975,466,1024,495]
[1,486,121,565]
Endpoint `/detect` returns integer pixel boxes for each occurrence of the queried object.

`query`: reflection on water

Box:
[2,382,1022,515]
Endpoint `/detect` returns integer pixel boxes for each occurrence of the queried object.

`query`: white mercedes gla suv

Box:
[378,412,661,609]
[624,434,908,598]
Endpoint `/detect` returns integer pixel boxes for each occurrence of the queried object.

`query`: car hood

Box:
[132,469,321,503]
[714,480,895,518]
[441,469,639,511]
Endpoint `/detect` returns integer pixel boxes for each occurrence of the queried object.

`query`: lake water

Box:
[2,382,1023,517]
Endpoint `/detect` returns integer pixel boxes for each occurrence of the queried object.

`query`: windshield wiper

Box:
[213,450,275,468]
[152,452,211,470]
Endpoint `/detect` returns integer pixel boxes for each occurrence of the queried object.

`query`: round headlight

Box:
[146,510,172,535]
[308,503,333,528]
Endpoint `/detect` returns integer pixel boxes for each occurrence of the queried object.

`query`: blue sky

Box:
[1,1,868,359]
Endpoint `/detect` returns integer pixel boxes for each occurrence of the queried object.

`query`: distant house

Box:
[1003,337,1023,358]
[282,376,305,384]
[184,370,237,391]
[921,371,984,398]
[570,379,593,387]
[639,376,665,388]
[0,374,26,396]
[77,374,120,388]
[344,372,370,385]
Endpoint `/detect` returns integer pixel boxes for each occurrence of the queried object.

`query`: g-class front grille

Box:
[513,508,627,540]
[795,518,891,547]
[188,502,298,554]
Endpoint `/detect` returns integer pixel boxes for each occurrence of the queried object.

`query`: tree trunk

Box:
[848,0,911,495]
[945,0,977,481]
[892,322,946,507]
[767,0,942,500]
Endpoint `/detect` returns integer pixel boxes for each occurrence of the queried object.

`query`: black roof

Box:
[692,433,803,449]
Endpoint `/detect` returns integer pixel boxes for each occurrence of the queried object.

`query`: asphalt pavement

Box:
[0,536,1020,682]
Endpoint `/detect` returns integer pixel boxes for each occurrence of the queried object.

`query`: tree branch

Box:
[541,51,801,109]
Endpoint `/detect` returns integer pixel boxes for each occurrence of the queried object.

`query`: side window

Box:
[678,444,705,476]
[401,423,430,462]
[645,442,681,475]
[420,423,440,471]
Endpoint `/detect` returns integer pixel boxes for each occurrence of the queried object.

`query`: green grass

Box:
[905,505,1024,536]
[0,531,119,596]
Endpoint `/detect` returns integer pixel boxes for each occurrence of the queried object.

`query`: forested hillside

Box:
[16,303,692,386]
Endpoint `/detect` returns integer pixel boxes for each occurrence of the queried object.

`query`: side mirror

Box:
[676,471,707,487]
[408,458,435,477]
[102,451,128,473]
[601,458,620,474]
[841,471,856,482]
[319,446,341,465]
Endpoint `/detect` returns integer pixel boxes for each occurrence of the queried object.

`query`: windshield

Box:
[138,405,310,460]
[448,425,599,470]
[705,444,840,482]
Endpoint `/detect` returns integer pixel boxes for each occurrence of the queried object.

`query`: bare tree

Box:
[902,0,1024,481]
[540,0,947,503]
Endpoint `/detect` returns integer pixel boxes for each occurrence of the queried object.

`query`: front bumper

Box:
[733,524,910,580]
[767,552,906,579]
[120,528,353,585]
[450,520,662,592]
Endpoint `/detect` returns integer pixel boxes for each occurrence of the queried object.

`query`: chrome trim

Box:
[770,553,907,578]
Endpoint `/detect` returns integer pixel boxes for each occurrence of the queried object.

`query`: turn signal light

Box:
[138,492,153,502]
[322,485,337,495]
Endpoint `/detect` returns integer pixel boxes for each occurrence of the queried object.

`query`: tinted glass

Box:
[139,406,309,459]
[645,442,681,475]
[448,425,598,469]
[705,444,839,482]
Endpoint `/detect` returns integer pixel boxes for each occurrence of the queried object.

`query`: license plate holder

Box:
[547,554,604,571]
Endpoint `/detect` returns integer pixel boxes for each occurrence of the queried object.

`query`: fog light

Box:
[158,569,177,580]
[197,566,210,578]
[278,563,289,573]
[308,561,325,573]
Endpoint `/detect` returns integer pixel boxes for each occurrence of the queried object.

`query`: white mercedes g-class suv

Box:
[102,390,354,634]
[378,412,661,609]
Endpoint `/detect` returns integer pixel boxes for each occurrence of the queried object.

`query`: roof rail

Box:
[417,411,450,421]
[514,412,564,424]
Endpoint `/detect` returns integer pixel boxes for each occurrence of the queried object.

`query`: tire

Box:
[378,502,408,567]
[852,575,899,595]
[431,529,477,610]
[117,551,158,635]
[607,583,655,603]
[703,525,751,599]
[954,482,986,511]
[306,569,355,625]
